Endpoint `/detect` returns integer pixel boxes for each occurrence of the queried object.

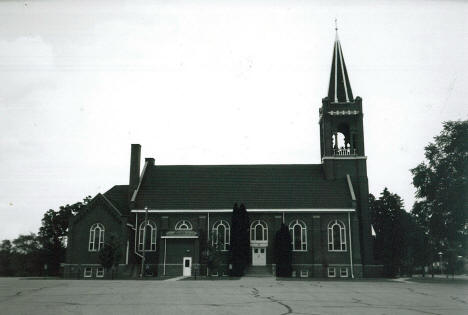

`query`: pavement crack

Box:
[250,287,294,315]
[351,297,372,307]
[450,296,467,304]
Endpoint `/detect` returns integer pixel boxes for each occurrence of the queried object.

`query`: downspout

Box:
[207,212,210,241]
[163,238,167,276]
[207,212,210,276]
[126,240,129,264]
[348,212,354,278]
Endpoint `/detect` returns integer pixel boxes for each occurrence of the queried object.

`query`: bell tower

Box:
[319,28,374,267]
[320,29,365,164]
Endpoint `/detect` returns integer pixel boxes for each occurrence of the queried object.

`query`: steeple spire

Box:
[328,24,354,103]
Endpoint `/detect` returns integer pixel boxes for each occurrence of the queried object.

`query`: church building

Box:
[64,32,381,279]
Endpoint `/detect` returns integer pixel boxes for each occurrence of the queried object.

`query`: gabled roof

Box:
[328,32,354,103]
[71,192,125,225]
[134,164,352,210]
[103,185,129,214]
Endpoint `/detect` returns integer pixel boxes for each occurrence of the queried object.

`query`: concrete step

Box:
[244,266,272,277]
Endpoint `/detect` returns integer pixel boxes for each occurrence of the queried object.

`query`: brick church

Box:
[64,32,381,279]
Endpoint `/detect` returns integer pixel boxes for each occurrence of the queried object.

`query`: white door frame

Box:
[252,247,266,266]
[183,257,192,276]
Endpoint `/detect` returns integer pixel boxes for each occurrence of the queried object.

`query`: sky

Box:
[0,0,467,240]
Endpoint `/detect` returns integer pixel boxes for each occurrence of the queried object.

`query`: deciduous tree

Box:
[98,234,121,279]
[411,120,468,274]
[38,196,91,275]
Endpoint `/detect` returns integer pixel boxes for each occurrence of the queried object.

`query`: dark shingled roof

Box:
[134,164,352,210]
[104,185,129,213]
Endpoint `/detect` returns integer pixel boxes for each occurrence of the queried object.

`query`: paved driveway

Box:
[0,277,466,314]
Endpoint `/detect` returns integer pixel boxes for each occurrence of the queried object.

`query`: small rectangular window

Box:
[96,267,105,278]
[260,249,265,253]
[84,267,92,278]
[340,267,348,277]
[328,267,336,278]
[185,259,190,268]
[300,270,309,278]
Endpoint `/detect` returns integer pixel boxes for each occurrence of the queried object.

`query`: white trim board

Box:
[322,156,367,161]
[161,235,199,239]
[131,208,355,213]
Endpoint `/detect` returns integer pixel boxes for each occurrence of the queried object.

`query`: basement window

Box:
[96,267,105,278]
[340,267,348,278]
[300,270,309,278]
[327,267,336,278]
[84,267,92,278]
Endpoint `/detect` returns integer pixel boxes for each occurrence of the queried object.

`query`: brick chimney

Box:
[129,144,141,191]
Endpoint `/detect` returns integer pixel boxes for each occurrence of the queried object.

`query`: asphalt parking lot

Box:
[0,276,466,315]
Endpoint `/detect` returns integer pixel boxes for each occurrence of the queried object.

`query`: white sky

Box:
[0,0,467,240]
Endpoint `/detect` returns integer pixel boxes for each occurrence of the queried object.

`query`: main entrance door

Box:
[183,257,192,276]
[252,247,266,266]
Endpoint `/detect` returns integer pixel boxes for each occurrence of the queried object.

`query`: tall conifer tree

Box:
[230,203,250,276]
[274,223,292,277]
[239,204,250,271]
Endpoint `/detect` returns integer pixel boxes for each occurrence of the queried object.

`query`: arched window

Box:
[250,220,268,242]
[212,220,230,251]
[88,223,104,252]
[289,220,307,251]
[328,220,347,251]
[175,220,192,231]
[138,220,157,251]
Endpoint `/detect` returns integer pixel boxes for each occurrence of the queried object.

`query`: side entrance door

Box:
[252,247,266,266]
[183,257,192,276]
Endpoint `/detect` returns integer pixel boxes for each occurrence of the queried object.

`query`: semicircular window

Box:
[175,219,193,231]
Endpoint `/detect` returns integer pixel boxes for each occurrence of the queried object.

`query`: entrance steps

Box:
[244,265,273,277]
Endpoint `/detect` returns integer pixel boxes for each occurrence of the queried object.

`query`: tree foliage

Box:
[370,189,428,277]
[0,196,91,276]
[98,234,121,279]
[37,196,91,275]
[411,120,467,267]
[230,203,250,276]
[274,223,292,277]
[6,233,43,276]
[0,240,13,276]
[206,241,223,276]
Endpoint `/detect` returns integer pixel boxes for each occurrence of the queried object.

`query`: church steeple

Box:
[319,25,365,161]
[327,29,354,103]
